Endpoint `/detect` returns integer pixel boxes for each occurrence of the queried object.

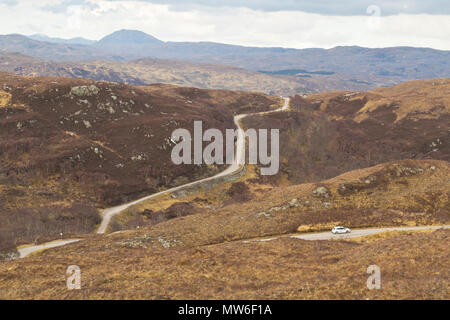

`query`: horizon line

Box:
[3,31,449,52]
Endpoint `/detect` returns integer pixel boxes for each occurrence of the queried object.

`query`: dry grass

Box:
[0,90,11,107]
[0,229,448,299]
[99,159,450,251]
[0,159,448,299]
[334,79,450,122]
[109,164,269,232]
[346,229,437,244]
[1,75,449,299]
[0,72,280,249]
[305,79,450,120]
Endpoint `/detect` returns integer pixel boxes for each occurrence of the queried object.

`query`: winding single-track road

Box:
[96,97,291,234]
[14,97,448,259]
[15,97,290,258]
[245,225,450,243]
[17,239,81,259]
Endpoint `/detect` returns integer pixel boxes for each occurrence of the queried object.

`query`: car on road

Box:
[332,226,351,234]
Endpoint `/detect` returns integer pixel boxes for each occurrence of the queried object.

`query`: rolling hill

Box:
[0,72,280,256]
[0,74,448,299]
[0,159,448,299]
[0,52,309,95]
[242,79,450,185]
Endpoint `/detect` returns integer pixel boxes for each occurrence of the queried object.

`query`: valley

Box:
[0,32,448,301]
[0,73,448,299]
[1,0,450,304]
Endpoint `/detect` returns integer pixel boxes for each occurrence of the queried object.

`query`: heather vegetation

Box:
[0,74,448,299]
[0,72,280,255]
[243,79,450,185]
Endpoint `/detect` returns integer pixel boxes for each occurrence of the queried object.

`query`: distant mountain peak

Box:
[97,29,163,46]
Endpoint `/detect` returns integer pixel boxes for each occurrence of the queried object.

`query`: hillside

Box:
[1,229,448,299]
[0,159,448,299]
[242,79,450,185]
[0,72,280,256]
[102,78,450,241]
[0,76,448,299]
[0,53,308,95]
[2,52,440,97]
[108,159,450,245]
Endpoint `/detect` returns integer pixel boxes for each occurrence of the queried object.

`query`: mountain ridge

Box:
[0,30,446,92]
[28,34,96,46]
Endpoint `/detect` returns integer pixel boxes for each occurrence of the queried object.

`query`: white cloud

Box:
[0,0,449,50]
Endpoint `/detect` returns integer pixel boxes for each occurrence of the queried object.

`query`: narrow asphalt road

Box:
[16,225,449,259]
[247,225,450,243]
[13,98,290,258]
[96,97,290,234]
[17,239,81,259]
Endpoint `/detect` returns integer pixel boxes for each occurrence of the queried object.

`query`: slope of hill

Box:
[0,159,448,299]
[0,52,308,95]
[105,78,450,238]
[110,158,450,243]
[0,72,280,256]
[93,30,164,59]
[242,78,450,185]
[0,73,448,298]
[1,52,435,95]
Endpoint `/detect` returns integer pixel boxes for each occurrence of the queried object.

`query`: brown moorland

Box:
[0,72,281,255]
[0,158,447,297]
[0,76,448,299]
[109,79,450,233]
[0,212,448,299]
[0,52,396,96]
[0,157,448,299]
[0,52,306,96]
[242,78,449,185]
[106,159,449,248]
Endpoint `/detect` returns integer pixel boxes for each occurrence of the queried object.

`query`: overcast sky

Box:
[1,0,449,49]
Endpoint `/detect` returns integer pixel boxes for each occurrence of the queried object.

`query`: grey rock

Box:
[312,186,330,198]
[70,85,100,97]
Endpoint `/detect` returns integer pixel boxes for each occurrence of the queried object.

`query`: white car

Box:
[332,226,351,234]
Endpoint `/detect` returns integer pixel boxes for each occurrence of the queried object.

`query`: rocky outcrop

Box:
[70,85,100,97]
[312,186,330,198]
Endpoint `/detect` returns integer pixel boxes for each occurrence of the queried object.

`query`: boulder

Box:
[70,85,100,97]
[312,186,330,198]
